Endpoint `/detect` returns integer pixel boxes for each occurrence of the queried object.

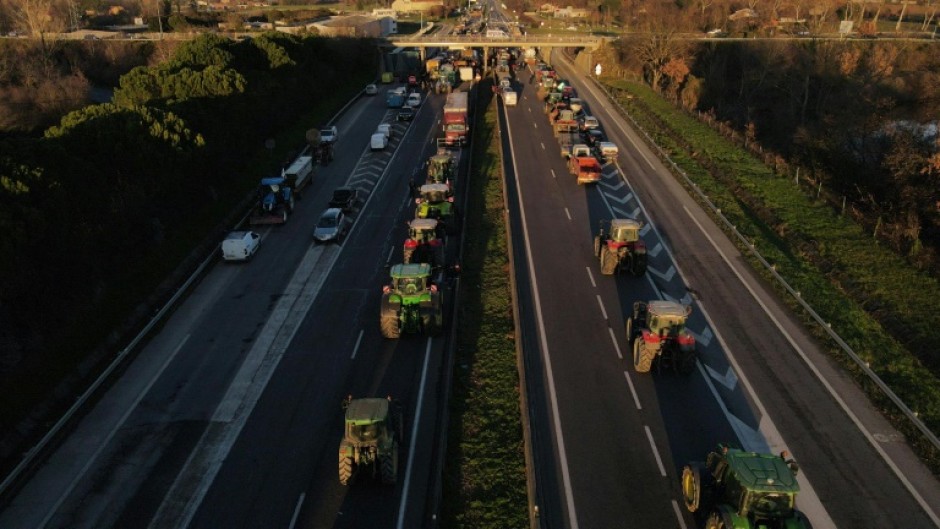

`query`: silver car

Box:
[313,208,348,244]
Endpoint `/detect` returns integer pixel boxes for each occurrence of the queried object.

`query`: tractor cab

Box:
[416,183,453,205]
[609,218,642,245]
[646,300,692,337]
[427,152,456,187]
[387,263,433,296]
[344,398,391,443]
[408,218,444,245]
[259,177,288,210]
[681,444,809,528]
[404,218,445,267]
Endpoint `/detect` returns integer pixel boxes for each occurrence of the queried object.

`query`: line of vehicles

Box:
[525,56,814,529]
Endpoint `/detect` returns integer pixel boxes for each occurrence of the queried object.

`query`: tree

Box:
[6,0,68,53]
[630,3,687,91]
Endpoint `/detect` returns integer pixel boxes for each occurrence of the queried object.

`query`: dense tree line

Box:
[0,33,374,425]
[596,35,940,270]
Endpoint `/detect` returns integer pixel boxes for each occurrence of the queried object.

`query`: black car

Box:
[582,128,605,149]
[397,106,415,122]
[328,187,358,212]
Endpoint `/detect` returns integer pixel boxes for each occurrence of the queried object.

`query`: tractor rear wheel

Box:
[380,446,398,485]
[625,318,634,348]
[632,253,648,276]
[681,463,704,512]
[339,456,354,485]
[593,236,601,257]
[678,349,696,375]
[381,313,401,339]
[633,341,655,373]
[600,246,617,275]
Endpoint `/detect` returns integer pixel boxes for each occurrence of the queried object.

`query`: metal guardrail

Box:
[585,73,940,453]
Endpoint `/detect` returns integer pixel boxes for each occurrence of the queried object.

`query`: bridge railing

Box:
[388,34,605,45]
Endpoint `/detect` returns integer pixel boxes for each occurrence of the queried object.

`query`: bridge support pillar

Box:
[542,47,553,65]
[419,46,426,63]
[482,47,490,73]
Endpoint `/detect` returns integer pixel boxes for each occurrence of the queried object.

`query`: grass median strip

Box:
[601,78,940,470]
[442,89,528,527]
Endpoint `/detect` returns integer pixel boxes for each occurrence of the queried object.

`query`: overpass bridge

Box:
[383,34,606,65]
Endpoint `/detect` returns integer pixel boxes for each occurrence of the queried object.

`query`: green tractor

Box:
[338,396,402,486]
[681,443,813,529]
[626,300,697,374]
[415,183,459,234]
[380,263,443,339]
[426,151,457,189]
[403,218,446,268]
[593,218,648,276]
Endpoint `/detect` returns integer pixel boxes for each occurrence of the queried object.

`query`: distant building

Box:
[390,0,443,14]
[313,15,396,37]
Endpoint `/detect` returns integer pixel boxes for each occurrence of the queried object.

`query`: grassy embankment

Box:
[601,78,940,471]
[442,87,529,527]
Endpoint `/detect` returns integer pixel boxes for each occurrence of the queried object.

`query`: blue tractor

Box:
[250,177,295,225]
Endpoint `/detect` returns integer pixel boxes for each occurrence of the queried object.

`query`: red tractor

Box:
[626,301,696,374]
[593,219,647,275]
[403,218,445,268]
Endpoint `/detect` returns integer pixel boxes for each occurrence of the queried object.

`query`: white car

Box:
[406,92,422,108]
[320,125,338,144]
[376,123,391,139]
[370,132,388,150]
[365,83,378,95]
[581,115,600,130]
[221,231,261,261]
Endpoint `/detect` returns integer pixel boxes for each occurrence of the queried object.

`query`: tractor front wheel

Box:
[381,313,401,339]
[633,341,655,373]
[380,445,398,485]
[600,246,617,275]
[339,456,354,485]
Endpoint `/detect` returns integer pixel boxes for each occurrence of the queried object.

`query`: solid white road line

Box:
[504,93,580,529]
[350,329,364,359]
[288,493,305,529]
[396,338,433,529]
[40,334,191,529]
[672,499,688,529]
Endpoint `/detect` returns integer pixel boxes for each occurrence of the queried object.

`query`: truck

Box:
[443,91,469,147]
[281,155,313,198]
[386,87,405,108]
[558,131,580,159]
[502,88,517,107]
[553,109,579,136]
[569,155,602,185]
[459,66,474,82]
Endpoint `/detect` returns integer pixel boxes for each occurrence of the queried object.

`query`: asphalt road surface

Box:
[498,52,940,528]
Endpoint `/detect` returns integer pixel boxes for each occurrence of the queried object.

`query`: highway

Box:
[498,48,940,528]
[0,83,466,528]
[3,19,940,527]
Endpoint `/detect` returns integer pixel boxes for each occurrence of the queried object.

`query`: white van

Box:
[376,123,391,140]
[502,88,517,106]
[221,231,261,261]
[370,132,388,151]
